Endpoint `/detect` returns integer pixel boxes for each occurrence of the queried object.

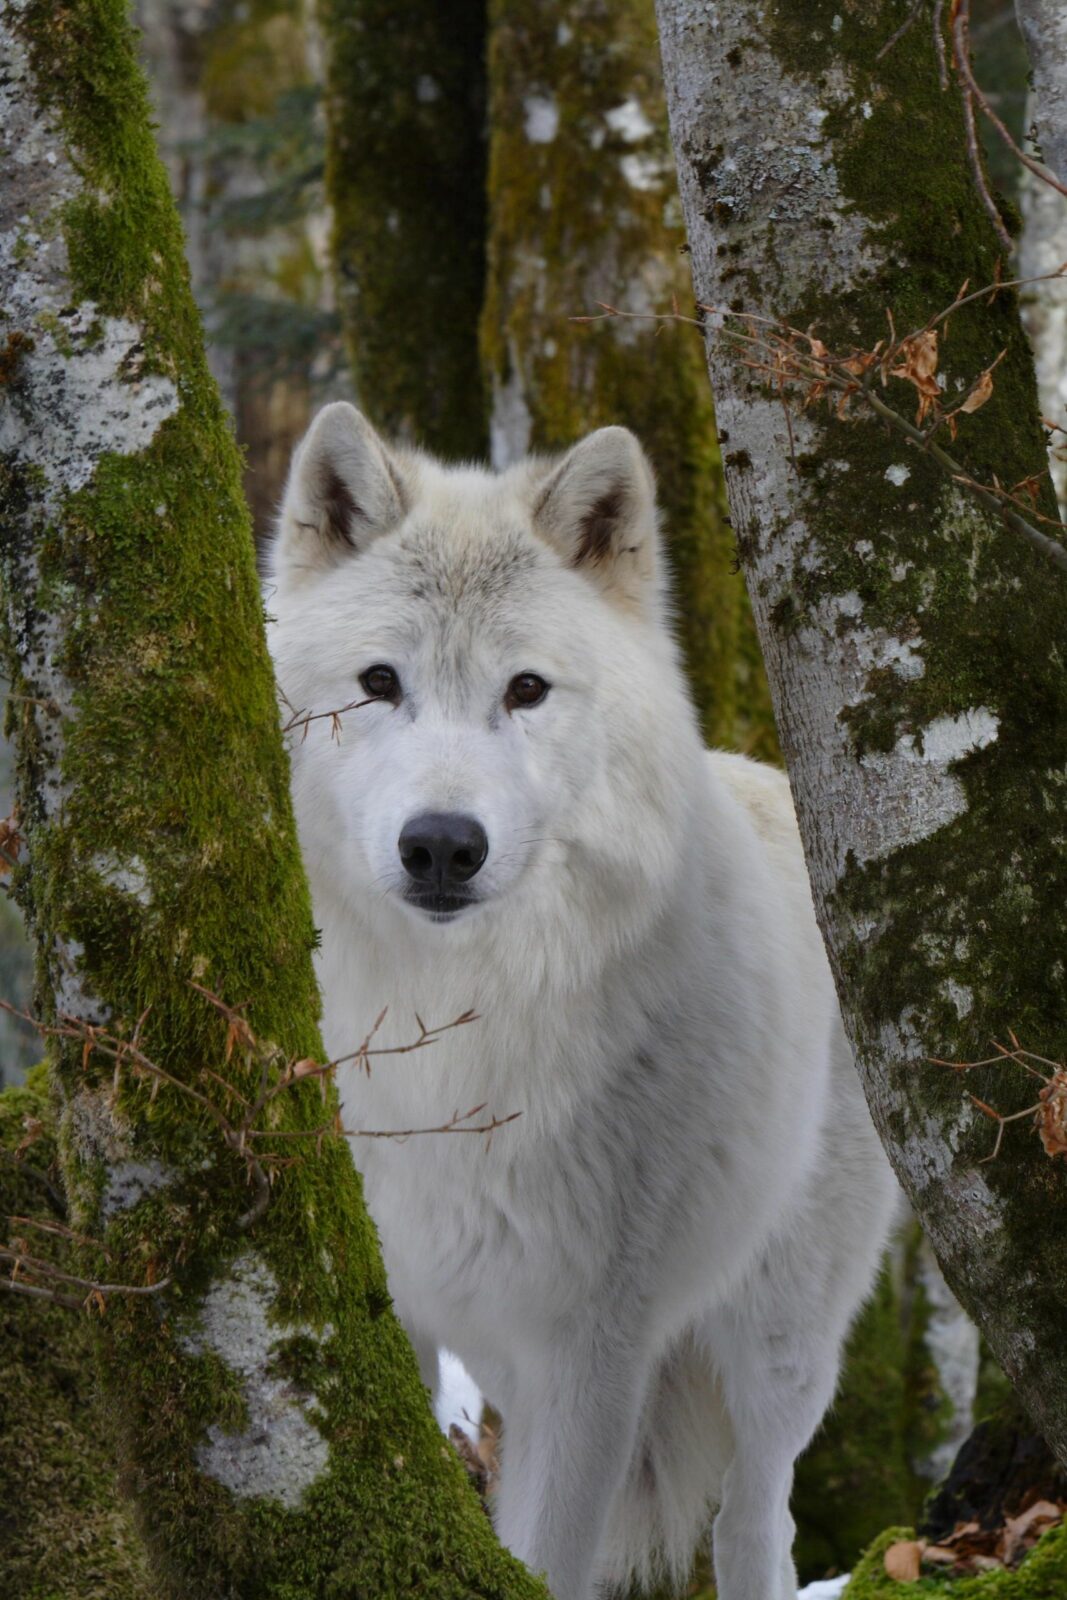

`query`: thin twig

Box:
[1,986,509,1238]
[278,692,373,743]
[955,36,1013,253]
[876,0,925,62]
[0,1278,85,1311]
[933,0,948,91]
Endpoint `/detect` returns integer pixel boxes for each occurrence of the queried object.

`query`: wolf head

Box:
[268,403,700,944]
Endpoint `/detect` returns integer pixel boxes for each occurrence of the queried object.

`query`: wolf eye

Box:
[506,672,550,711]
[360,664,400,702]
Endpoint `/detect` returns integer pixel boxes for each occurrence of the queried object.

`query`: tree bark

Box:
[483,0,776,755]
[0,2,546,1593]
[1,1070,154,1599]
[1014,1,1067,181]
[655,0,1067,1466]
[317,0,489,460]
[1014,2,1067,513]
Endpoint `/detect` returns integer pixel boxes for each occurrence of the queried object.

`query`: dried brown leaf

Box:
[959,368,994,414]
[1037,1072,1067,1158]
[884,1539,923,1581]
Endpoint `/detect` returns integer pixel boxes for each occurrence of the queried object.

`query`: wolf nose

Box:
[398,812,489,887]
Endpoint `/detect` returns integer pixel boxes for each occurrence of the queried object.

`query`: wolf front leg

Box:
[705,1110,897,1600]
[707,1321,837,1600]
[492,1326,648,1600]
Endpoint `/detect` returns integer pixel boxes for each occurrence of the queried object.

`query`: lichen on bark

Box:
[483,0,776,754]
[0,1,548,1592]
[656,0,1067,1464]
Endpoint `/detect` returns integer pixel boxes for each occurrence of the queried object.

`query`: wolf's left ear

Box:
[531,427,660,606]
[272,403,409,587]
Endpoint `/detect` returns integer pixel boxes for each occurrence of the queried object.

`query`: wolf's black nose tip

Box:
[399,812,489,886]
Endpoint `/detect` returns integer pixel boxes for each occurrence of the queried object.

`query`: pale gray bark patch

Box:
[91,853,153,906]
[0,19,178,512]
[181,1253,331,1507]
[101,1158,174,1221]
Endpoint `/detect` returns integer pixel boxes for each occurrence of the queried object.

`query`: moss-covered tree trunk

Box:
[0,2,547,1594]
[656,0,1067,1467]
[482,0,775,754]
[316,0,488,460]
[1,1070,154,1599]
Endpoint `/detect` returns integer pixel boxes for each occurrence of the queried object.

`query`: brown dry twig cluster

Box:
[931,1032,1067,1163]
[277,686,374,742]
[0,985,518,1287]
[575,268,1067,576]
[2,1211,171,1313]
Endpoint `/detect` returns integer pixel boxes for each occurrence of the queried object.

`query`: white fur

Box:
[267,404,899,1600]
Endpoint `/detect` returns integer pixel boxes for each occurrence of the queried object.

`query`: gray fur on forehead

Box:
[394,525,541,605]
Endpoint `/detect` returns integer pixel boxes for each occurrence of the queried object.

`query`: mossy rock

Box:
[843,1523,1067,1599]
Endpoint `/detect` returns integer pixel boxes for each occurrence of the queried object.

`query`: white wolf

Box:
[268,403,898,1600]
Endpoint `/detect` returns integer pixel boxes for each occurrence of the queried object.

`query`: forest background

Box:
[1,0,1065,1595]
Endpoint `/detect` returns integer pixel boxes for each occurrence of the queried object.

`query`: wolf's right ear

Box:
[272,403,408,586]
[531,426,660,609]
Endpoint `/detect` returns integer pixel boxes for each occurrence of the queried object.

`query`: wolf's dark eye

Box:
[506,672,550,711]
[360,664,400,702]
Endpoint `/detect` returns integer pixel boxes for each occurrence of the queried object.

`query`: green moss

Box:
[2,2,549,1593]
[483,0,778,757]
[842,1522,1067,1599]
[201,2,309,123]
[319,0,489,459]
[0,1073,154,1600]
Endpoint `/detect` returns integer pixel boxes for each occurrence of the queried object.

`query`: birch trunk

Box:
[483,0,775,754]
[655,0,1067,1465]
[1014,1,1067,181]
[1014,1,1067,513]
[0,1,546,1592]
